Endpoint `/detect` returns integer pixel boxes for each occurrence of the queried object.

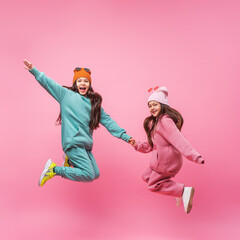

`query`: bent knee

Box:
[84,170,101,182]
[84,171,96,182]
[94,170,100,180]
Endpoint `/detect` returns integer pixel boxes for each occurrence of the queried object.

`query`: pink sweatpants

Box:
[142,167,184,197]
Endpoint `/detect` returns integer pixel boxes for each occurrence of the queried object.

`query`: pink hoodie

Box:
[135,115,204,174]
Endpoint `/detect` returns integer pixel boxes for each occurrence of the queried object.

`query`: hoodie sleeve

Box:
[100,108,131,142]
[29,67,67,103]
[134,141,153,153]
[159,116,204,164]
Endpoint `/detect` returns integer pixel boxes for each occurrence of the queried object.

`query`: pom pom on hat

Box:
[148,86,170,106]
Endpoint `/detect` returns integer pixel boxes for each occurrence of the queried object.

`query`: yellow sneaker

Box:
[39,159,57,187]
[62,153,71,167]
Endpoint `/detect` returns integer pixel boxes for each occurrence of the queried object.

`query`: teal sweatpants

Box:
[54,147,100,182]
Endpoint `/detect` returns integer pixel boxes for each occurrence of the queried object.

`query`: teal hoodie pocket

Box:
[64,123,93,151]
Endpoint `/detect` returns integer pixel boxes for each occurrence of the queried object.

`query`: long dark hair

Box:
[56,81,102,130]
[143,103,184,148]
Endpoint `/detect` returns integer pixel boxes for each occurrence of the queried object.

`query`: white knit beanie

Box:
[148,86,170,106]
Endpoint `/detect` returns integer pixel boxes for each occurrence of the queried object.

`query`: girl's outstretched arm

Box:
[23,59,67,103]
[128,137,152,153]
[160,116,204,164]
[100,108,132,142]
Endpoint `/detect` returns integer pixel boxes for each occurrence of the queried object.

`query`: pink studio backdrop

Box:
[1,0,239,239]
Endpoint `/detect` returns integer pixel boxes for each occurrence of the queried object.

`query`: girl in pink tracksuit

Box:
[129,86,204,214]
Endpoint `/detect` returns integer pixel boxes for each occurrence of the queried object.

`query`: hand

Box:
[23,59,34,70]
[128,138,136,147]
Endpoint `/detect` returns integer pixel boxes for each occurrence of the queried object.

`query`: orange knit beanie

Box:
[73,68,91,84]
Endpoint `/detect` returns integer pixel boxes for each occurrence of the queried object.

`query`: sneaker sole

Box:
[38,159,52,186]
[186,187,195,214]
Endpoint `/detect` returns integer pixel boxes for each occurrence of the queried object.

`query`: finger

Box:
[24,65,31,70]
[24,59,30,66]
[24,61,29,67]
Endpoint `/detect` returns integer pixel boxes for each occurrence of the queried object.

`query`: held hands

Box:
[23,59,34,70]
[128,138,136,147]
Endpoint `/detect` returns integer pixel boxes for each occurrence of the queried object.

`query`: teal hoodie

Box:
[29,67,131,152]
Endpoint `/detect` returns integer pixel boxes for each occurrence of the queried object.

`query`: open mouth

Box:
[79,87,86,92]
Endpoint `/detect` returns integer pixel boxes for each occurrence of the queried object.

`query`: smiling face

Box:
[148,100,161,117]
[76,77,90,96]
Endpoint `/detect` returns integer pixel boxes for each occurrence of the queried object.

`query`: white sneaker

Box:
[182,187,195,214]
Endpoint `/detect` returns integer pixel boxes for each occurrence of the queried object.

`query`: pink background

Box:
[1,0,240,239]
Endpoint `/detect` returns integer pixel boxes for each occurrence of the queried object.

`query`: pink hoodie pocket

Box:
[149,149,159,170]
[165,147,183,174]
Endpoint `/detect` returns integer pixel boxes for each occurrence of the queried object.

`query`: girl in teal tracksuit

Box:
[23,59,131,187]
